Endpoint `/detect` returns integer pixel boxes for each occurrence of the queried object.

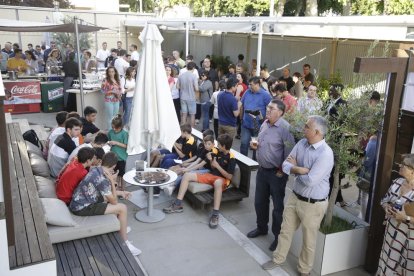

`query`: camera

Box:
[244,109,261,116]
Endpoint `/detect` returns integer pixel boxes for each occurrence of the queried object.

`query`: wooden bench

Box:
[7,122,55,269]
[185,128,259,209]
[6,122,145,275]
[54,233,144,276]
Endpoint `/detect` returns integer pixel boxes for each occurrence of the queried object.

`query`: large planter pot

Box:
[290,205,369,275]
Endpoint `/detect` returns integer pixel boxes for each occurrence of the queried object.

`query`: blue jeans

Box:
[160,153,179,169]
[255,167,288,239]
[240,126,257,159]
[201,101,211,131]
[123,96,133,127]
[104,101,120,130]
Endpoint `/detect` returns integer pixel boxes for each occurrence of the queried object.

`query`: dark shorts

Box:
[116,160,126,176]
[72,202,108,216]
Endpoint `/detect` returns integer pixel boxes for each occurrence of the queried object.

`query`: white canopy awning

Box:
[124,15,414,41]
[0,19,106,33]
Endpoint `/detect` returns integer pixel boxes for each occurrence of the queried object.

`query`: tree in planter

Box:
[285,88,383,228]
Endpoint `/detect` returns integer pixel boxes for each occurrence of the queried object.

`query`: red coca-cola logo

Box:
[10,84,40,95]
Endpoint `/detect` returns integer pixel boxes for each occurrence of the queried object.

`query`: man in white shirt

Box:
[179,55,199,79]
[96,42,110,69]
[129,44,139,61]
[114,53,130,78]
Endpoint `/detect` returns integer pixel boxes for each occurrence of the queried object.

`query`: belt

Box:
[259,166,279,171]
[293,191,327,204]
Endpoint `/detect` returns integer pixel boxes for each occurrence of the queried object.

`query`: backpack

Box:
[23,129,43,152]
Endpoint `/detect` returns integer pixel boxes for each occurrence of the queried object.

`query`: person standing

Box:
[377,154,414,276]
[120,67,136,127]
[101,66,122,130]
[247,99,294,251]
[62,52,79,111]
[240,76,271,159]
[177,62,199,127]
[262,115,334,276]
[96,42,110,69]
[129,44,139,61]
[302,64,315,91]
[290,72,304,98]
[105,49,118,68]
[166,65,180,122]
[297,85,322,114]
[199,72,214,131]
[200,57,219,90]
[173,50,185,69]
[278,68,295,91]
[217,78,241,139]
[116,41,127,57]
[82,51,97,73]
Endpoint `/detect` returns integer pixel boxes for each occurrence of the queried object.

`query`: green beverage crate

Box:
[41,82,64,113]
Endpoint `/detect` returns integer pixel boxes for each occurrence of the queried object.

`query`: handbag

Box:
[356,177,370,193]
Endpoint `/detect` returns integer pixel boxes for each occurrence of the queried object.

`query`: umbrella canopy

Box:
[127,24,181,156]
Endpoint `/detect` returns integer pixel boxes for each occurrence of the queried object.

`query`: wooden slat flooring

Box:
[54,233,144,276]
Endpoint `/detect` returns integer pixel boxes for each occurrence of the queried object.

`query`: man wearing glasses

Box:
[246,99,294,252]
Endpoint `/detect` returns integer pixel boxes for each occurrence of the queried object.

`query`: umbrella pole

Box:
[146,131,153,217]
[74,16,85,113]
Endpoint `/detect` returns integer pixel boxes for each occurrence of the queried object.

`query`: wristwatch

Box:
[406,216,411,224]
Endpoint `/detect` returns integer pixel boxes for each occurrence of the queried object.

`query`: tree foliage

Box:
[0,0,71,8]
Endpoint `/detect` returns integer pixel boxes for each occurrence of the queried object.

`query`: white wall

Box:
[70,0,119,12]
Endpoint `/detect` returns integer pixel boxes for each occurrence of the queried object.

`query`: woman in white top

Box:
[24,50,38,75]
[166,65,180,122]
[120,66,136,127]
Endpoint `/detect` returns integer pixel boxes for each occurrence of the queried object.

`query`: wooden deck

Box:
[54,233,145,276]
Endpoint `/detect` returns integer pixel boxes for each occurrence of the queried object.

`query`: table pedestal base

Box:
[135,209,165,223]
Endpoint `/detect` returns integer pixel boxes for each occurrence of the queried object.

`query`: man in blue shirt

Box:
[240,76,271,159]
[262,115,334,275]
[217,78,241,138]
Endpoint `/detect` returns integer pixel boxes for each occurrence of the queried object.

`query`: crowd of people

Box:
[14,39,410,275]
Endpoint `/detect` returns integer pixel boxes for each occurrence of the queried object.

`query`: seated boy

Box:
[164,135,217,196]
[170,129,215,172]
[159,123,197,169]
[56,147,96,204]
[69,152,141,256]
[48,118,82,178]
[163,134,236,229]
[45,111,68,158]
[68,132,109,162]
[81,106,100,138]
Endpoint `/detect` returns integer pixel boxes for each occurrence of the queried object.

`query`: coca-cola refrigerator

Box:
[3,80,41,114]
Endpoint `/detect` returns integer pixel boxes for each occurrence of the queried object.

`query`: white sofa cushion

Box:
[34,176,57,198]
[40,198,77,227]
[26,141,43,158]
[187,164,241,194]
[48,213,120,244]
[30,152,50,178]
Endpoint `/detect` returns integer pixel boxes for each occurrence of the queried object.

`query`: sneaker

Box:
[209,214,219,229]
[125,240,142,256]
[209,119,212,123]
[262,260,280,270]
[195,119,200,125]
[127,226,131,234]
[163,202,183,214]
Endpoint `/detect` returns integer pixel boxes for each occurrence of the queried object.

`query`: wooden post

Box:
[353,49,410,272]
[329,38,338,76]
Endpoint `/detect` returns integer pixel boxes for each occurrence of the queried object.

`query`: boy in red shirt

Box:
[56,147,96,204]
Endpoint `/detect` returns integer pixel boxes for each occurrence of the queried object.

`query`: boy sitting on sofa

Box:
[163,134,236,229]
[158,123,198,169]
[69,152,141,256]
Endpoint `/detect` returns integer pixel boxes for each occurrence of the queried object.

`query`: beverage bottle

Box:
[394,199,403,211]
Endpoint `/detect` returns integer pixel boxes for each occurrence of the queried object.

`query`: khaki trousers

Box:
[272,193,328,274]
[218,124,237,139]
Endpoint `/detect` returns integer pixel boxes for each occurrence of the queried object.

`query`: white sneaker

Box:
[127,226,131,234]
[125,240,142,256]
[163,184,174,197]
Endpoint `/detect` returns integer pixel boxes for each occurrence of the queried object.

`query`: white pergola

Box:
[124,15,414,76]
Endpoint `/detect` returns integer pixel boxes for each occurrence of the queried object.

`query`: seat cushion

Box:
[231,164,241,188]
[48,213,120,244]
[188,182,213,194]
[40,198,77,227]
[34,176,57,198]
[26,141,43,158]
[30,152,50,178]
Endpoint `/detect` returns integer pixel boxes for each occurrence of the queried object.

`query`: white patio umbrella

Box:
[127,24,180,158]
[127,24,181,223]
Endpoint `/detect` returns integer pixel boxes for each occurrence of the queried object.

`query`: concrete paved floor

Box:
[12,112,372,276]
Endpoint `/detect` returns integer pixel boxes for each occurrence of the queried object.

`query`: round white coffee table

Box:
[123,168,177,223]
